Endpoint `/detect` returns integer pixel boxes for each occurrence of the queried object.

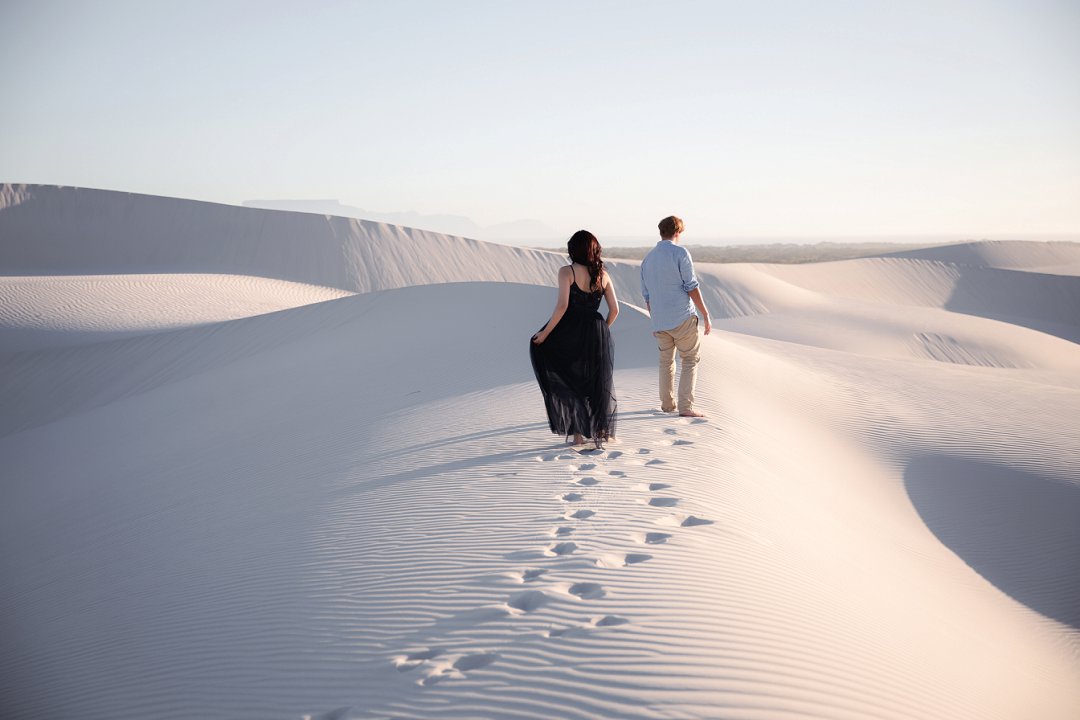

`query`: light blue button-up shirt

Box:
[640,239,700,332]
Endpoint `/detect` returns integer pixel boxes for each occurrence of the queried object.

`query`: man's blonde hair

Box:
[658,216,684,239]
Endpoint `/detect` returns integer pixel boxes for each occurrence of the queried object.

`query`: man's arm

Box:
[687,288,711,335]
[680,251,710,335]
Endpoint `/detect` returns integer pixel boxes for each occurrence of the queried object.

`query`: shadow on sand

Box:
[904,455,1080,629]
[944,267,1080,343]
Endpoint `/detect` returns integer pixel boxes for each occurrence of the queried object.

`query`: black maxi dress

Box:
[530,280,617,441]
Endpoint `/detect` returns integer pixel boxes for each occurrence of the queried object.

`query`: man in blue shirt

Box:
[640,215,712,417]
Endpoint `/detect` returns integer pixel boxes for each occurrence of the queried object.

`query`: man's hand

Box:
[687,288,710,335]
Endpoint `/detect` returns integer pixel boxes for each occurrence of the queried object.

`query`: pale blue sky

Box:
[2,0,1078,243]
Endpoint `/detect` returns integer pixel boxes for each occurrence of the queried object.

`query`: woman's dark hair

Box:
[567,230,604,290]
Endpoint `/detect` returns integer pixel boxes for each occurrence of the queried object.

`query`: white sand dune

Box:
[0,184,570,292]
[882,240,1080,276]
[744,257,1080,343]
[2,185,1079,719]
[0,273,353,352]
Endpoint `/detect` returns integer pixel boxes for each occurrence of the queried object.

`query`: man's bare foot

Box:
[679,410,706,418]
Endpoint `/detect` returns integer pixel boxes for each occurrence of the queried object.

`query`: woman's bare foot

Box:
[572,433,585,446]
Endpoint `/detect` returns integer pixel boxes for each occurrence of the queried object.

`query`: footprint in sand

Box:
[507,589,550,613]
[595,552,653,568]
[643,532,672,544]
[546,615,630,638]
[606,450,623,460]
[576,446,607,455]
[561,492,585,502]
[546,625,586,638]
[576,463,598,472]
[538,452,579,462]
[648,482,671,491]
[416,651,499,684]
[545,541,578,556]
[394,647,446,672]
[608,470,626,477]
[568,582,606,599]
[645,458,666,466]
[554,526,574,537]
[567,509,595,520]
[656,514,715,528]
[648,497,679,507]
[453,652,499,671]
[576,477,600,486]
[518,568,547,582]
[672,439,694,446]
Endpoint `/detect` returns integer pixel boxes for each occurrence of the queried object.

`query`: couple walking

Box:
[530,215,711,450]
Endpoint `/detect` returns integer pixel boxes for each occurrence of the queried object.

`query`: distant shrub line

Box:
[534,242,948,265]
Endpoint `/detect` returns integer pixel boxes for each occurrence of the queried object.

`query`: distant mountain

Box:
[241,199,558,244]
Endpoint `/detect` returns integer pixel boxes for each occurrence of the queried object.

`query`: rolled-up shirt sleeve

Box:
[679,250,699,293]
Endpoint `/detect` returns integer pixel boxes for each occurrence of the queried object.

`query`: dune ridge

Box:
[0,184,569,292]
[881,240,1080,275]
[7,184,1079,332]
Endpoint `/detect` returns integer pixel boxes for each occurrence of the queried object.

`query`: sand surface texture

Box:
[2,184,1079,719]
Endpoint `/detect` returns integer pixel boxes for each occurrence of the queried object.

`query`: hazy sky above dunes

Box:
[2,0,1078,244]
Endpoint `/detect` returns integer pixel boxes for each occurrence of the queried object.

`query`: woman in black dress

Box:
[530,230,619,450]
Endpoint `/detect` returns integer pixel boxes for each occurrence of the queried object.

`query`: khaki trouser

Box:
[654,315,701,413]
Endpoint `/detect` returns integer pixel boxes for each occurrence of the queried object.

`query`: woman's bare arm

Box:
[532,266,572,344]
